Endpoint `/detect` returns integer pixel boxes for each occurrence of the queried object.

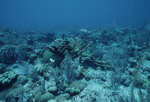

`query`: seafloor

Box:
[0,24,150,102]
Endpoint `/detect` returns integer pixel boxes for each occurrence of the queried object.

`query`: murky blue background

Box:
[0,0,150,31]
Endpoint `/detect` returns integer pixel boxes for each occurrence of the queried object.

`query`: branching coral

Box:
[81,52,111,70]
[45,37,93,63]
[44,37,111,69]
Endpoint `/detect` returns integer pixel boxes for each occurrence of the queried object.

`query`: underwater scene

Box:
[0,0,150,102]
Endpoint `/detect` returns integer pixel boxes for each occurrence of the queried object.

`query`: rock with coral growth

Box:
[0,45,17,64]
[39,92,54,102]
[0,71,17,89]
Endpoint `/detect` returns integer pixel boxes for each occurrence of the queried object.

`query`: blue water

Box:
[0,0,150,31]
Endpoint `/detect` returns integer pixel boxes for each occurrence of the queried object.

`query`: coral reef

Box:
[0,27,24,45]
[0,24,150,102]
